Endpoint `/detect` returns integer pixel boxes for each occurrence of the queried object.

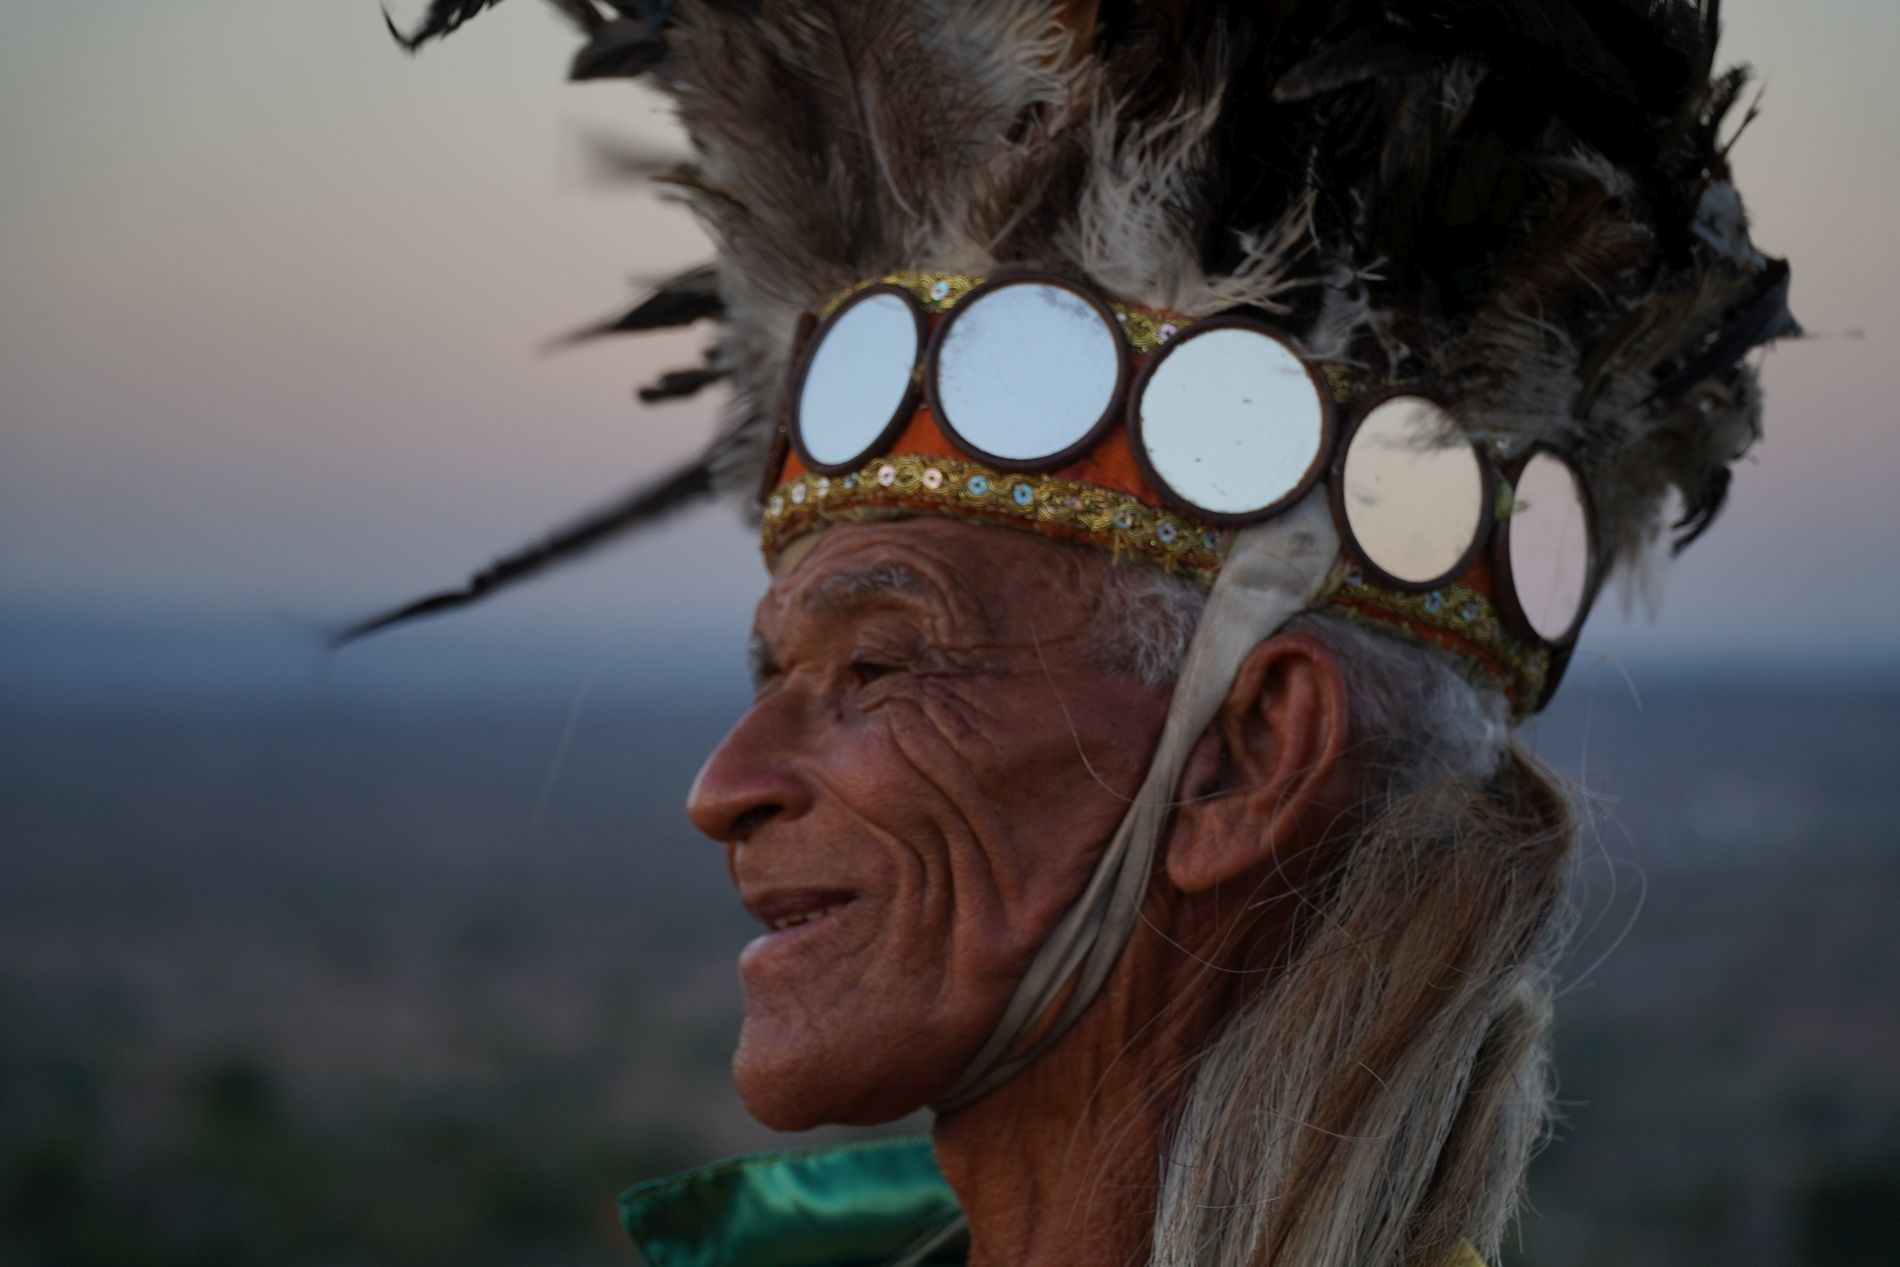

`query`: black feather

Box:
[384,0,615,53]
[544,0,606,33]
[1651,258,1796,400]
[1671,465,1731,555]
[594,0,677,23]
[583,133,692,184]
[638,364,728,403]
[1273,37,1440,104]
[385,1,501,52]
[544,265,724,349]
[330,459,715,646]
[570,15,668,80]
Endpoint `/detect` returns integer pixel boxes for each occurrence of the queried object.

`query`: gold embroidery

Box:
[761,454,1226,580]
[820,271,982,317]
[1325,570,1551,705]
[1319,361,1358,404]
[1108,303,1190,353]
[761,460,1549,710]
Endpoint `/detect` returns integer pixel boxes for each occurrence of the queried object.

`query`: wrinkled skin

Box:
[687,519,1174,1128]
[687,517,1352,1267]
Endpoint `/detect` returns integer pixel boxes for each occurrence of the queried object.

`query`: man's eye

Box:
[849,660,899,685]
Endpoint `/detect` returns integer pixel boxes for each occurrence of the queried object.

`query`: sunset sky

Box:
[3,0,1895,699]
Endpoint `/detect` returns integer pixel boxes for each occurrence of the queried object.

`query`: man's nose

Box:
[686,695,816,844]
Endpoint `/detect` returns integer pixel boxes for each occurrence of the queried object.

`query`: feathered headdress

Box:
[354,0,1793,713]
[359,0,1794,1114]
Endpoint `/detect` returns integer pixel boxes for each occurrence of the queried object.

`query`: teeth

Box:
[770,904,842,932]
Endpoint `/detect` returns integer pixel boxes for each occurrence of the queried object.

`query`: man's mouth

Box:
[744,888,858,933]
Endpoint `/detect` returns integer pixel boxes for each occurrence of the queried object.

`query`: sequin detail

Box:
[762,462,1548,713]
[761,454,1223,579]
[1327,572,1551,708]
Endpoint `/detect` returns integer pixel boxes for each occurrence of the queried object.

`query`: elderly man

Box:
[364,2,1790,1264]
[672,514,1545,1267]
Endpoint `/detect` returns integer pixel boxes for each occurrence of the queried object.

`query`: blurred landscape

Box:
[0,616,1895,1267]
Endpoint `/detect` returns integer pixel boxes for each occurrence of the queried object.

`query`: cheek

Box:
[865,691,1083,957]
[730,675,1164,1129]
[925,685,1158,942]
[830,702,1020,971]
[860,676,1165,962]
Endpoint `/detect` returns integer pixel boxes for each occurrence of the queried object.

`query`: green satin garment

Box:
[620,1136,966,1267]
[620,1135,1490,1267]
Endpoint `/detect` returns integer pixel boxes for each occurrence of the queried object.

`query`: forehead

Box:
[756,520,1094,634]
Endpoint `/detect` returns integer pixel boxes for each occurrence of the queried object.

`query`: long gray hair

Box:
[1090,571,1572,1267]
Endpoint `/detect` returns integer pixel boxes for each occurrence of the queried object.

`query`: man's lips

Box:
[742,887,859,933]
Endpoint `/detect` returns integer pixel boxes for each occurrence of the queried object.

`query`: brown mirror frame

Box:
[787,284,928,476]
[1491,444,1602,652]
[923,273,1131,474]
[1326,387,1498,595]
[1125,317,1338,526]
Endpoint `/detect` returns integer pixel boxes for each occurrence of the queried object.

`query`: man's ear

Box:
[1165,632,1351,894]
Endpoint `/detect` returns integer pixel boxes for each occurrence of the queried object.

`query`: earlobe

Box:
[1164,633,1350,894]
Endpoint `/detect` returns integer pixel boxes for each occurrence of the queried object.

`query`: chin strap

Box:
[932,492,1341,1113]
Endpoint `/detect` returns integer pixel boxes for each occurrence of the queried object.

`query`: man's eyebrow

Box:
[748,563,931,686]
[797,562,928,618]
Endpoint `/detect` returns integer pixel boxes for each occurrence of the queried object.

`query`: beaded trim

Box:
[761,454,1227,579]
[1326,571,1551,707]
[761,459,1549,710]
[819,272,1194,353]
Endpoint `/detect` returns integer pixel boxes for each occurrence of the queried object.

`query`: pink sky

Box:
[2,1,1895,680]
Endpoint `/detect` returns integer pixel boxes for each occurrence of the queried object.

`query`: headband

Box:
[761,271,1597,713]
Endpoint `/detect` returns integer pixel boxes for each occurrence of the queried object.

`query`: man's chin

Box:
[731,1020,940,1130]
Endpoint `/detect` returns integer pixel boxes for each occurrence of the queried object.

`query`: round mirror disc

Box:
[797,290,921,469]
[1339,396,1486,586]
[1136,326,1327,517]
[1507,452,1593,642]
[934,282,1120,463]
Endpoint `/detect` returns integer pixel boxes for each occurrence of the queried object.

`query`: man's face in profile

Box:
[687,519,1172,1129]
